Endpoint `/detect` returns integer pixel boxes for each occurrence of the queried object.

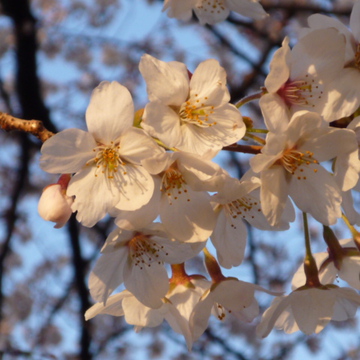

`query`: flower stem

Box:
[303,212,321,287]
[244,132,266,145]
[342,213,360,252]
[235,89,266,108]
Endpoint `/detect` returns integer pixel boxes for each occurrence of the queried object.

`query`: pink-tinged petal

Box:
[256,296,291,338]
[227,0,267,19]
[259,94,291,133]
[260,166,290,227]
[38,184,73,228]
[289,164,341,225]
[139,54,189,105]
[86,81,134,144]
[89,250,127,303]
[142,101,182,148]
[291,289,334,334]
[113,165,155,211]
[119,127,164,165]
[189,290,214,341]
[85,291,132,320]
[40,128,96,174]
[290,28,346,80]
[211,208,247,268]
[160,187,216,242]
[124,261,169,309]
[67,166,121,227]
[350,1,360,41]
[190,59,229,105]
[265,37,291,93]
[321,68,360,121]
[122,295,167,327]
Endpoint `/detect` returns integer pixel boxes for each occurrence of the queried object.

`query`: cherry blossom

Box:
[85,290,193,350]
[142,151,225,243]
[40,81,163,227]
[210,175,294,268]
[300,0,360,120]
[162,0,267,25]
[89,223,204,309]
[139,54,245,156]
[250,111,359,226]
[257,285,360,337]
[260,28,346,131]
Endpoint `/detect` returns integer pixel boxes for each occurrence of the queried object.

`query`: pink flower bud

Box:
[38,174,74,228]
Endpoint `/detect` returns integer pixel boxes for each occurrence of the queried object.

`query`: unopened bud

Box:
[38,174,73,228]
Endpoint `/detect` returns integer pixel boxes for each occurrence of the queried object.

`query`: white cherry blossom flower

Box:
[250,111,359,226]
[89,223,203,309]
[260,28,346,131]
[85,290,193,350]
[292,239,360,291]
[142,151,225,242]
[300,1,360,120]
[163,0,267,25]
[257,285,360,337]
[38,174,73,228]
[139,54,245,156]
[190,278,262,341]
[210,175,294,268]
[40,81,163,227]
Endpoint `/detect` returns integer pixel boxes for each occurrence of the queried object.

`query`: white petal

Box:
[291,289,334,334]
[211,208,247,268]
[68,166,121,227]
[160,187,216,242]
[86,81,134,144]
[139,54,189,104]
[89,250,127,303]
[85,291,131,320]
[227,0,267,19]
[142,101,182,148]
[289,164,341,225]
[265,37,291,93]
[124,261,169,309]
[40,128,96,174]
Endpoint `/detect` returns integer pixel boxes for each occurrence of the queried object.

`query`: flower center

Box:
[277,76,324,108]
[179,94,216,128]
[224,197,261,229]
[279,148,319,177]
[161,166,190,205]
[127,233,168,270]
[196,0,226,15]
[88,142,126,179]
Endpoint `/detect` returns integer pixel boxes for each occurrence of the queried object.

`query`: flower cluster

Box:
[38,0,360,350]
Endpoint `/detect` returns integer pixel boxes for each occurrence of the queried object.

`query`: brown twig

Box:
[222,143,262,154]
[0,112,54,142]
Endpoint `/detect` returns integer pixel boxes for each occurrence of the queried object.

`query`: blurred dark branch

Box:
[223,144,262,154]
[261,3,352,15]
[68,216,93,360]
[0,133,30,323]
